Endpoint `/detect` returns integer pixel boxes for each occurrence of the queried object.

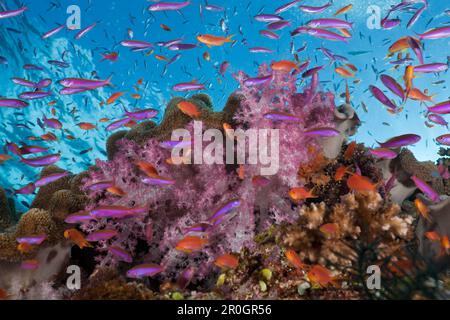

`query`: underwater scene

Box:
[0,0,449,301]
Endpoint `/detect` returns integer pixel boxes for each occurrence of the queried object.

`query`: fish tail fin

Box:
[105,74,114,87]
[226,35,235,42]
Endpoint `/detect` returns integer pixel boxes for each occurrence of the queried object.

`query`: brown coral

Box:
[0,187,14,231]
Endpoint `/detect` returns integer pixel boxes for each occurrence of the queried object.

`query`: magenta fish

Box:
[299,2,332,14]
[259,30,280,40]
[377,134,421,148]
[208,199,241,224]
[86,180,115,191]
[15,183,36,195]
[168,43,198,51]
[108,246,133,263]
[160,140,192,149]
[411,175,440,202]
[75,22,97,40]
[407,37,424,64]
[254,14,283,23]
[380,75,405,101]
[106,118,133,131]
[413,63,448,73]
[120,40,152,49]
[172,82,205,92]
[304,127,340,137]
[219,61,230,75]
[59,76,112,89]
[249,47,273,53]
[59,87,91,95]
[177,267,195,289]
[42,25,65,39]
[124,108,158,120]
[184,222,213,234]
[0,98,29,108]
[0,6,27,19]
[126,263,163,278]
[263,111,301,122]
[368,148,398,160]
[267,20,291,31]
[304,28,349,42]
[43,116,62,129]
[243,74,273,87]
[381,18,401,30]
[148,1,190,11]
[11,77,37,88]
[369,85,398,110]
[427,101,450,114]
[407,6,426,29]
[436,134,450,146]
[275,0,301,14]
[427,114,448,128]
[21,154,61,167]
[86,229,118,242]
[65,212,95,224]
[418,26,450,40]
[90,206,147,219]
[307,18,353,30]
[19,91,52,100]
[21,260,39,270]
[16,234,47,245]
[35,172,69,187]
[19,145,48,155]
[142,176,176,186]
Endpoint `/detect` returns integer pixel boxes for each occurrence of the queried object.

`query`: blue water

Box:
[0,0,449,212]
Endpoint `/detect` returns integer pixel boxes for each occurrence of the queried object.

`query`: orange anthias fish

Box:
[334,165,349,181]
[425,231,441,242]
[17,242,34,254]
[64,229,92,249]
[408,88,434,102]
[106,186,127,196]
[215,253,239,269]
[285,249,305,270]
[271,60,298,73]
[289,187,316,201]
[131,93,141,99]
[99,117,110,123]
[177,101,201,118]
[203,51,211,61]
[160,23,171,31]
[388,37,411,54]
[404,65,414,97]
[136,161,158,177]
[197,34,234,47]
[106,91,125,105]
[440,236,449,256]
[41,133,57,141]
[237,165,245,180]
[338,28,352,38]
[307,265,335,287]
[347,174,377,192]
[414,198,431,222]
[0,154,12,164]
[345,63,358,73]
[345,81,351,104]
[78,122,97,130]
[335,66,354,77]
[319,223,339,236]
[334,4,353,16]
[344,141,357,160]
[155,54,169,61]
[175,236,208,253]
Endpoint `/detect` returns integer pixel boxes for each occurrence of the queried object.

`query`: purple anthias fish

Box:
[304,127,340,137]
[411,175,440,202]
[156,38,183,48]
[11,77,37,88]
[427,114,448,128]
[249,47,273,53]
[300,27,349,42]
[108,246,133,263]
[418,26,450,40]
[90,206,147,219]
[267,20,291,31]
[380,75,405,101]
[86,229,118,242]
[43,116,63,129]
[16,234,47,245]
[120,40,152,49]
[6,142,21,155]
[86,180,115,191]
[220,61,230,75]
[369,85,397,110]
[59,76,113,89]
[381,18,401,30]
[436,134,450,146]
[75,22,96,40]
[148,1,190,11]
[142,176,176,186]
[20,145,48,155]
[302,66,323,78]
[275,0,301,14]
[254,14,283,23]
[243,74,273,87]
[0,98,29,108]
[184,222,213,234]
[65,212,95,224]
[59,87,91,95]
[21,154,61,167]
[205,4,224,12]
[124,108,158,120]
[259,30,280,40]
[160,140,192,149]
[35,172,69,187]
[263,111,301,122]
[208,199,241,224]
[172,82,205,92]
[0,6,27,19]
[19,91,52,100]
[106,118,132,131]
[299,2,332,14]
[15,183,36,195]
[42,25,65,39]
[413,63,448,73]
[427,101,450,114]
[21,260,39,270]
[407,37,424,65]
[407,5,426,29]
[48,60,70,68]
[368,148,398,160]
[177,267,195,290]
[168,43,198,51]
[126,263,163,279]
[37,78,52,88]
[307,18,353,30]
[377,134,421,148]
[23,64,43,71]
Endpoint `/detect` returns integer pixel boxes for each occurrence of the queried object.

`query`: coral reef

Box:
[0,187,15,232]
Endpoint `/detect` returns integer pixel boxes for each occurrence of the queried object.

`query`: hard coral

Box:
[0,187,15,231]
